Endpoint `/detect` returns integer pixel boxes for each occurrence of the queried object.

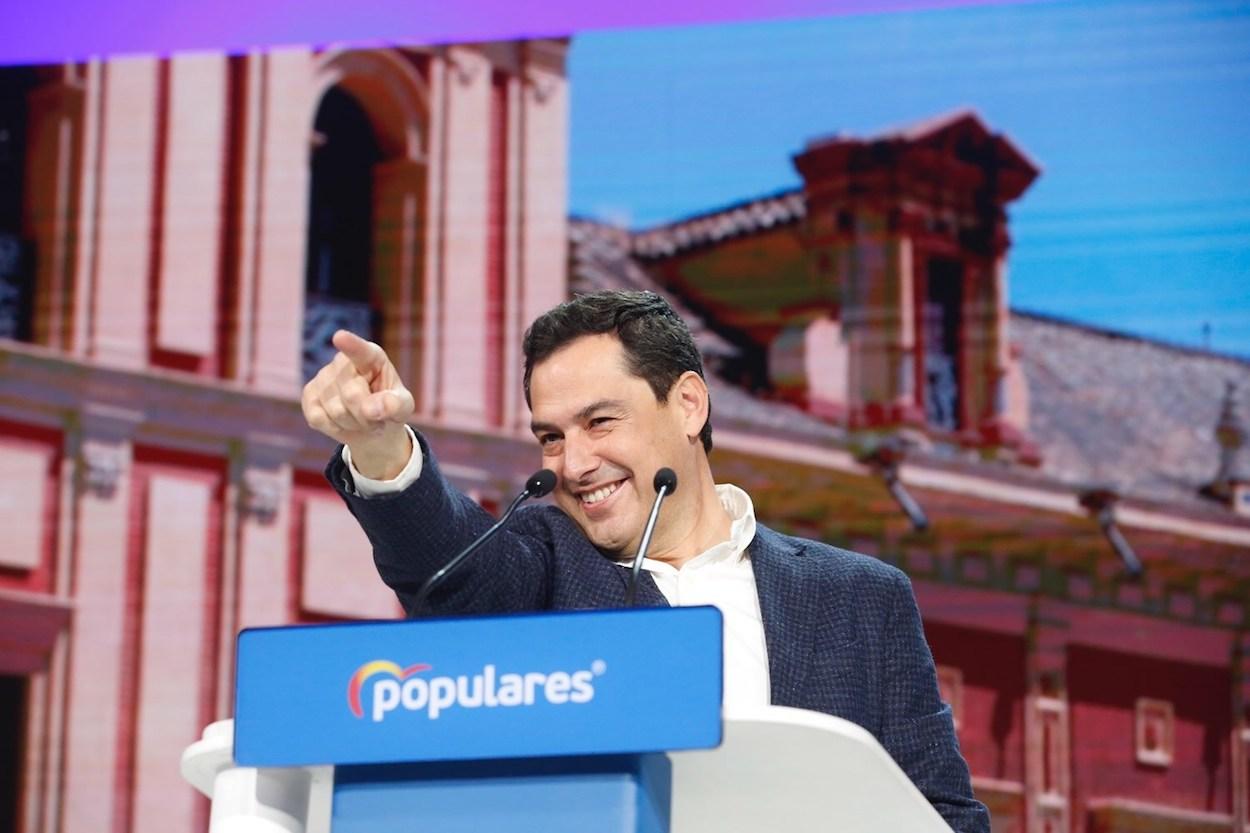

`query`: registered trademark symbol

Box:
[591,660,607,675]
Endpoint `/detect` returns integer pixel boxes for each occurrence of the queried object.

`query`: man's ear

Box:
[672,371,710,442]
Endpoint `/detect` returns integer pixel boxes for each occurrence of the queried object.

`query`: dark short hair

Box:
[522,290,713,452]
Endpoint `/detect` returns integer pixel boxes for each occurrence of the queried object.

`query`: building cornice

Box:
[4,341,1248,548]
[717,427,1250,547]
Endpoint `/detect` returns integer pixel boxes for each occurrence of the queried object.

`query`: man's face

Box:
[529,334,690,557]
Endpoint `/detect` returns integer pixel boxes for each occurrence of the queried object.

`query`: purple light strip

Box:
[5,0,1026,66]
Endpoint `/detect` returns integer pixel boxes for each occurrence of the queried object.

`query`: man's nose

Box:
[562,434,599,482]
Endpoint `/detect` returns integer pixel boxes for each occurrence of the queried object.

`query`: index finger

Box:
[332,330,386,375]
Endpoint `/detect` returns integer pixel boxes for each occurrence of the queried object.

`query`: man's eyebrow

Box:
[530,399,626,435]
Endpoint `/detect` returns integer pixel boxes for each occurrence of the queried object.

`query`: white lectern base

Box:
[183,706,952,833]
[671,706,952,833]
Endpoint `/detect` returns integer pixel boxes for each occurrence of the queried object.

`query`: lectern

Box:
[182,607,953,832]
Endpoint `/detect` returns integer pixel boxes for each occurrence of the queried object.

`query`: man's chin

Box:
[554,500,637,556]
[578,522,635,559]
[581,530,621,556]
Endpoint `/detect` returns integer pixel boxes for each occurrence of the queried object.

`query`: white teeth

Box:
[581,482,620,506]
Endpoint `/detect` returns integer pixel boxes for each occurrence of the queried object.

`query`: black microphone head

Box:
[653,467,677,494]
[527,469,557,498]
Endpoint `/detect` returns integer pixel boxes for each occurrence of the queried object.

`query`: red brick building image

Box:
[0,42,570,833]
[1,43,1249,833]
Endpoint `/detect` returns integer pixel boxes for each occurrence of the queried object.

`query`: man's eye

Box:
[538,434,560,446]
[590,417,614,428]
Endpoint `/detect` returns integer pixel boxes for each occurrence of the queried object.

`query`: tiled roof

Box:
[630,190,805,259]
[1010,311,1250,509]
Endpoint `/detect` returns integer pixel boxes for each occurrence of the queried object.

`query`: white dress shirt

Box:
[345,427,773,709]
[615,484,771,710]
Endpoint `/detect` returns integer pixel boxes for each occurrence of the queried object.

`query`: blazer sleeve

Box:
[325,433,552,617]
[878,570,990,833]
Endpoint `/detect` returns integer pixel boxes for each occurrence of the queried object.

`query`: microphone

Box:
[624,468,678,606]
[411,469,556,615]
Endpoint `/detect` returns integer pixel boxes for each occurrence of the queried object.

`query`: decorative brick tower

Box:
[793,110,1040,459]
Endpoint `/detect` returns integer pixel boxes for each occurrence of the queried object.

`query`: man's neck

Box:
[644,480,734,570]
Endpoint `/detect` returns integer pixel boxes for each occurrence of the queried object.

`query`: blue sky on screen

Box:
[568,0,1250,357]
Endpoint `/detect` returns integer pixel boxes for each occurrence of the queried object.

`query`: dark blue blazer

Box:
[328,441,989,833]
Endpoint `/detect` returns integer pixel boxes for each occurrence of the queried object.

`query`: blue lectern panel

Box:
[234,606,722,767]
[332,754,671,833]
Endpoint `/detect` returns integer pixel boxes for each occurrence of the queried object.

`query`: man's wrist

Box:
[346,425,413,481]
[343,425,423,497]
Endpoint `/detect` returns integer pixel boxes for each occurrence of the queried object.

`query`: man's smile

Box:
[570,477,633,520]
[579,480,624,506]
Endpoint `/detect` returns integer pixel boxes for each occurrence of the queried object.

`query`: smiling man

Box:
[303,290,988,832]
[527,332,729,566]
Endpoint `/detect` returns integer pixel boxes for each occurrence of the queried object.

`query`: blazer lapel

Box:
[749,526,818,706]
[593,550,668,607]
[623,566,668,607]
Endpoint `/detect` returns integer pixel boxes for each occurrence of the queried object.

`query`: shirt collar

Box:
[616,483,757,572]
[712,483,756,563]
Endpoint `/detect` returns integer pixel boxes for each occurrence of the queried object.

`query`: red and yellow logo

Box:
[346,660,431,718]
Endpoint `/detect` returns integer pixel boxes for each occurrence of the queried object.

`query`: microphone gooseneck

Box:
[412,468,556,615]
[625,468,678,606]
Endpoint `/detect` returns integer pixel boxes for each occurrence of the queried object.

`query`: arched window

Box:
[0,68,36,342]
[302,86,382,381]
[0,674,22,829]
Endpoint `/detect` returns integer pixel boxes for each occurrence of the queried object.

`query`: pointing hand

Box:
[301,330,415,479]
